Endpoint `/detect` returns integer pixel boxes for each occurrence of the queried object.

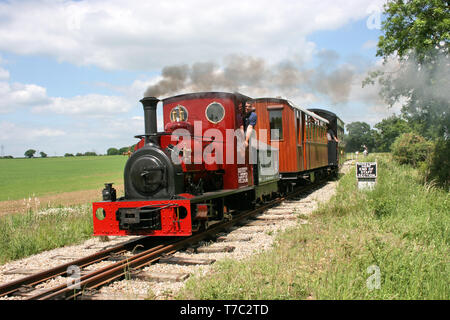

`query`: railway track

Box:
[0,179,329,300]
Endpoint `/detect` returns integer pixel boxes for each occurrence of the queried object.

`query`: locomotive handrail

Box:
[134,133,222,143]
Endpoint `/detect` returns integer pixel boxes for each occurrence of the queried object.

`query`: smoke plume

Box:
[144,52,356,104]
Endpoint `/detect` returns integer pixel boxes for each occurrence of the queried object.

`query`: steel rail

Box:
[28,180,326,300]
[0,178,328,300]
[0,236,150,298]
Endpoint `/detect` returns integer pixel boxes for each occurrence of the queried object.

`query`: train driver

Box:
[326,124,339,143]
[244,102,257,148]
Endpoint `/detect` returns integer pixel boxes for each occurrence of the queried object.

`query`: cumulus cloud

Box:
[0,62,134,116]
[0,0,395,156]
[0,121,66,141]
[0,81,50,113]
[0,0,385,71]
[32,94,132,116]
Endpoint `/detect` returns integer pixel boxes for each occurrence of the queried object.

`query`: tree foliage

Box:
[84,152,97,156]
[377,0,449,64]
[362,0,449,188]
[344,122,377,152]
[374,115,411,152]
[365,0,450,140]
[107,147,120,155]
[24,149,36,158]
[108,146,133,155]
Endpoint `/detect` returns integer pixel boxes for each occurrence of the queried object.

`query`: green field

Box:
[0,156,127,201]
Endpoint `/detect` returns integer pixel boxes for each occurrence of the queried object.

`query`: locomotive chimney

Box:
[140,97,159,145]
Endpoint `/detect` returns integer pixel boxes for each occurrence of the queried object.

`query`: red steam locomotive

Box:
[92,92,344,237]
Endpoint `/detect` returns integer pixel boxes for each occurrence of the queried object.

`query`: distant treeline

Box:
[17,146,135,159]
[65,146,135,157]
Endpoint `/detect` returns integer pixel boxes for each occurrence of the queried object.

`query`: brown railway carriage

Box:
[308,108,346,167]
[251,98,330,180]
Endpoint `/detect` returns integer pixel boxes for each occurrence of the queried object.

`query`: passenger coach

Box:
[251,98,332,190]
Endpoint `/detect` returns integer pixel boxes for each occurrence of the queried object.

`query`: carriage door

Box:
[296,111,303,171]
[302,113,307,170]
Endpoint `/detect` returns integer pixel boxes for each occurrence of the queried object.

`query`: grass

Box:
[0,155,126,265]
[0,205,93,264]
[0,156,127,201]
[177,154,449,300]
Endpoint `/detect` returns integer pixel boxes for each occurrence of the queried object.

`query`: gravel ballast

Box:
[0,163,352,300]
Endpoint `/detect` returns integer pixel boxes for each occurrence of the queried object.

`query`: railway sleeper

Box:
[131,271,190,283]
[158,256,216,266]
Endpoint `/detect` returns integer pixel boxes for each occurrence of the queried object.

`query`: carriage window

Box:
[205,102,225,124]
[306,117,310,140]
[170,105,188,122]
[269,110,283,140]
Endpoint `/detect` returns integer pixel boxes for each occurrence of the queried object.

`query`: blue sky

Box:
[0,0,399,158]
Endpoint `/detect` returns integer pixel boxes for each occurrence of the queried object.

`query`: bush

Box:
[391,133,433,167]
[423,138,450,188]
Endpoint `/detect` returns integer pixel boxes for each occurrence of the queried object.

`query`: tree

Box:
[107,147,120,155]
[64,153,74,157]
[345,122,376,153]
[376,0,449,64]
[24,149,36,158]
[40,151,47,158]
[365,0,449,140]
[374,115,411,152]
[119,147,131,154]
[84,152,97,156]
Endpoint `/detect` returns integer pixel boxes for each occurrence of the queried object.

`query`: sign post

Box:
[356,162,377,190]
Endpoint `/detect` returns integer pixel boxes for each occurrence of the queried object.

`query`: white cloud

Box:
[0,62,134,116]
[30,128,66,138]
[32,94,132,116]
[0,81,50,113]
[0,0,396,156]
[0,121,66,142]
[0,0,386,71]
[0,67,9,80]
[362,39,378,50]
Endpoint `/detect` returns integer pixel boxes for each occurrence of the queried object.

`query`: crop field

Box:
[0,156,127,202]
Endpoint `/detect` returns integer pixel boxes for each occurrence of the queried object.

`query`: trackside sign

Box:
[356,162,377,190]
[356,162,377,179]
